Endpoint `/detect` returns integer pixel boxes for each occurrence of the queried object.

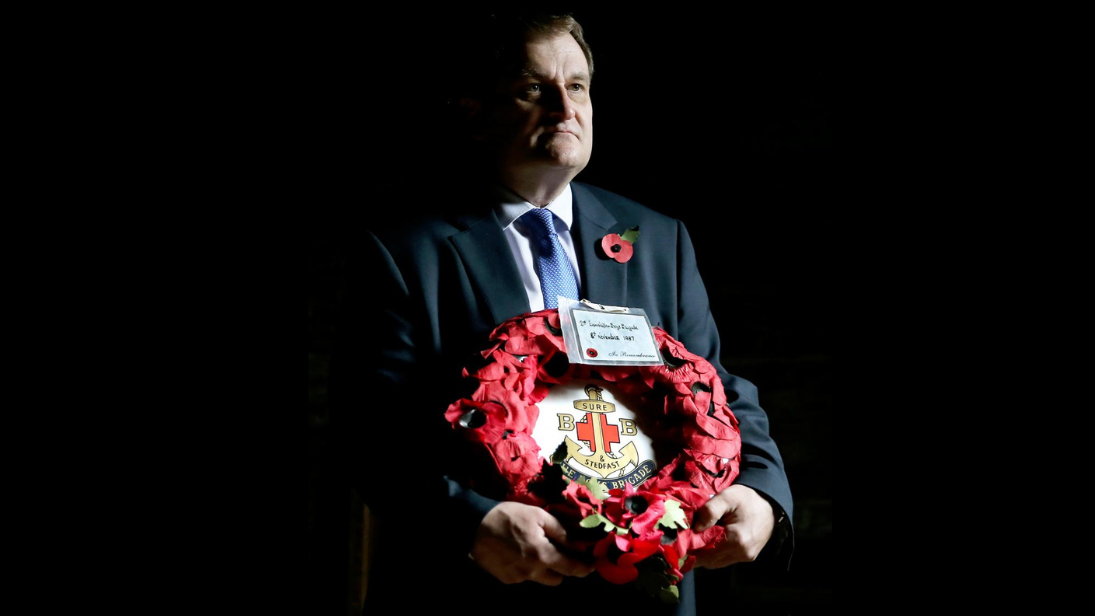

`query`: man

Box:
[329,12,792,615]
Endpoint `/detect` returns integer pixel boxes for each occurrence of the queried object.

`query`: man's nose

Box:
[543,86,577,121]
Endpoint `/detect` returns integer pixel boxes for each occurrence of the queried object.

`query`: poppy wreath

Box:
[444,308,742,603]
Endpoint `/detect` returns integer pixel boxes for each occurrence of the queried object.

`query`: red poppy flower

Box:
[490,432,542,488]
[601,233,634,263]
[629,493,669,537]
[593,532,662,584]
[444,399,507,444]
[559,479,601,519]
[468,350,538,398]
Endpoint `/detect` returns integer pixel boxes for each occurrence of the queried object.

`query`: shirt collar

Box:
[494,184,574,232]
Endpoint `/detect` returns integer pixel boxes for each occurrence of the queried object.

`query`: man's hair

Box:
[450,11,594,101]
[496,12,594,81]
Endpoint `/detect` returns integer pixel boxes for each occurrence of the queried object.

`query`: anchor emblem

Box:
[563,385,639,479]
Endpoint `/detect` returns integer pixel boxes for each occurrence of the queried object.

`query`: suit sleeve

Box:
[672,220,795,567]
[327,230,501,561]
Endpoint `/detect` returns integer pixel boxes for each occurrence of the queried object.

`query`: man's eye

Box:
[525,84,541,93]
[569,84,585,92]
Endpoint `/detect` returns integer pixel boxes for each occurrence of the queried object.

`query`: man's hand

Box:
[692,484,776,569]
[469,501,596,585]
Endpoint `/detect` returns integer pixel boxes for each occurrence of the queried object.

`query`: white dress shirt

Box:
[494,183,583,312]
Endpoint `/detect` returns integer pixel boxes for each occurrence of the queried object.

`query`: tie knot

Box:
[521,208,557,239]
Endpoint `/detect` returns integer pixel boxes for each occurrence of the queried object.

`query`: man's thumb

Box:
[693,494,729,532]
[540,511,569,542]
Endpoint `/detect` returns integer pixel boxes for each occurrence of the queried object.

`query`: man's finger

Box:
[539,512,595,577]
[540,511,587,552]
[693,493,731,532]
[545,551,595,578]
[533,568,566,586]
[540,510,570,543]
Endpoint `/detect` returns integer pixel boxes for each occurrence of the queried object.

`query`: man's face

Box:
[483,31,593,181]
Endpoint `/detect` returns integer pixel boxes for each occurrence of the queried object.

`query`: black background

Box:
[307,5,838,614]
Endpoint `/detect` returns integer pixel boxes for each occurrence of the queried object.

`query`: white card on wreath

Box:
[557,297,663,366]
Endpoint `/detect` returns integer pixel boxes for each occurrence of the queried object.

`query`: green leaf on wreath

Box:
[657,499,689,530]
[633,554,679,604]
[574,474,611,501]
[620,226,641,244]
[580,513,624,534]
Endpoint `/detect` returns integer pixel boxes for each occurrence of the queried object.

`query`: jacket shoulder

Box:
[572,182,679,228]
[362,188,496,261]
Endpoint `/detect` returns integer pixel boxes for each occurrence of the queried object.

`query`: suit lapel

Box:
[447,182,630,325]
[571,183,627,308]
[448,209,532,326]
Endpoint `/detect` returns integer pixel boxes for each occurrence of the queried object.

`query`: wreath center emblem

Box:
[533,380,658,491]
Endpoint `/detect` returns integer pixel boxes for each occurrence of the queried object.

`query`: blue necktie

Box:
[521,208,579,309]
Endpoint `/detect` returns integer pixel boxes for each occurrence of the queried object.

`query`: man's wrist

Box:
[753,490,790,562]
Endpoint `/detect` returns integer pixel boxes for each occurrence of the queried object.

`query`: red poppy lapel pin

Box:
[600,227,640,263]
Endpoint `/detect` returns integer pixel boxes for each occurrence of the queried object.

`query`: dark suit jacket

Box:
[329,181,793,616]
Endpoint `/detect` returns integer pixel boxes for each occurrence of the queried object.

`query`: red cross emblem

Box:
[576,412,620,454]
